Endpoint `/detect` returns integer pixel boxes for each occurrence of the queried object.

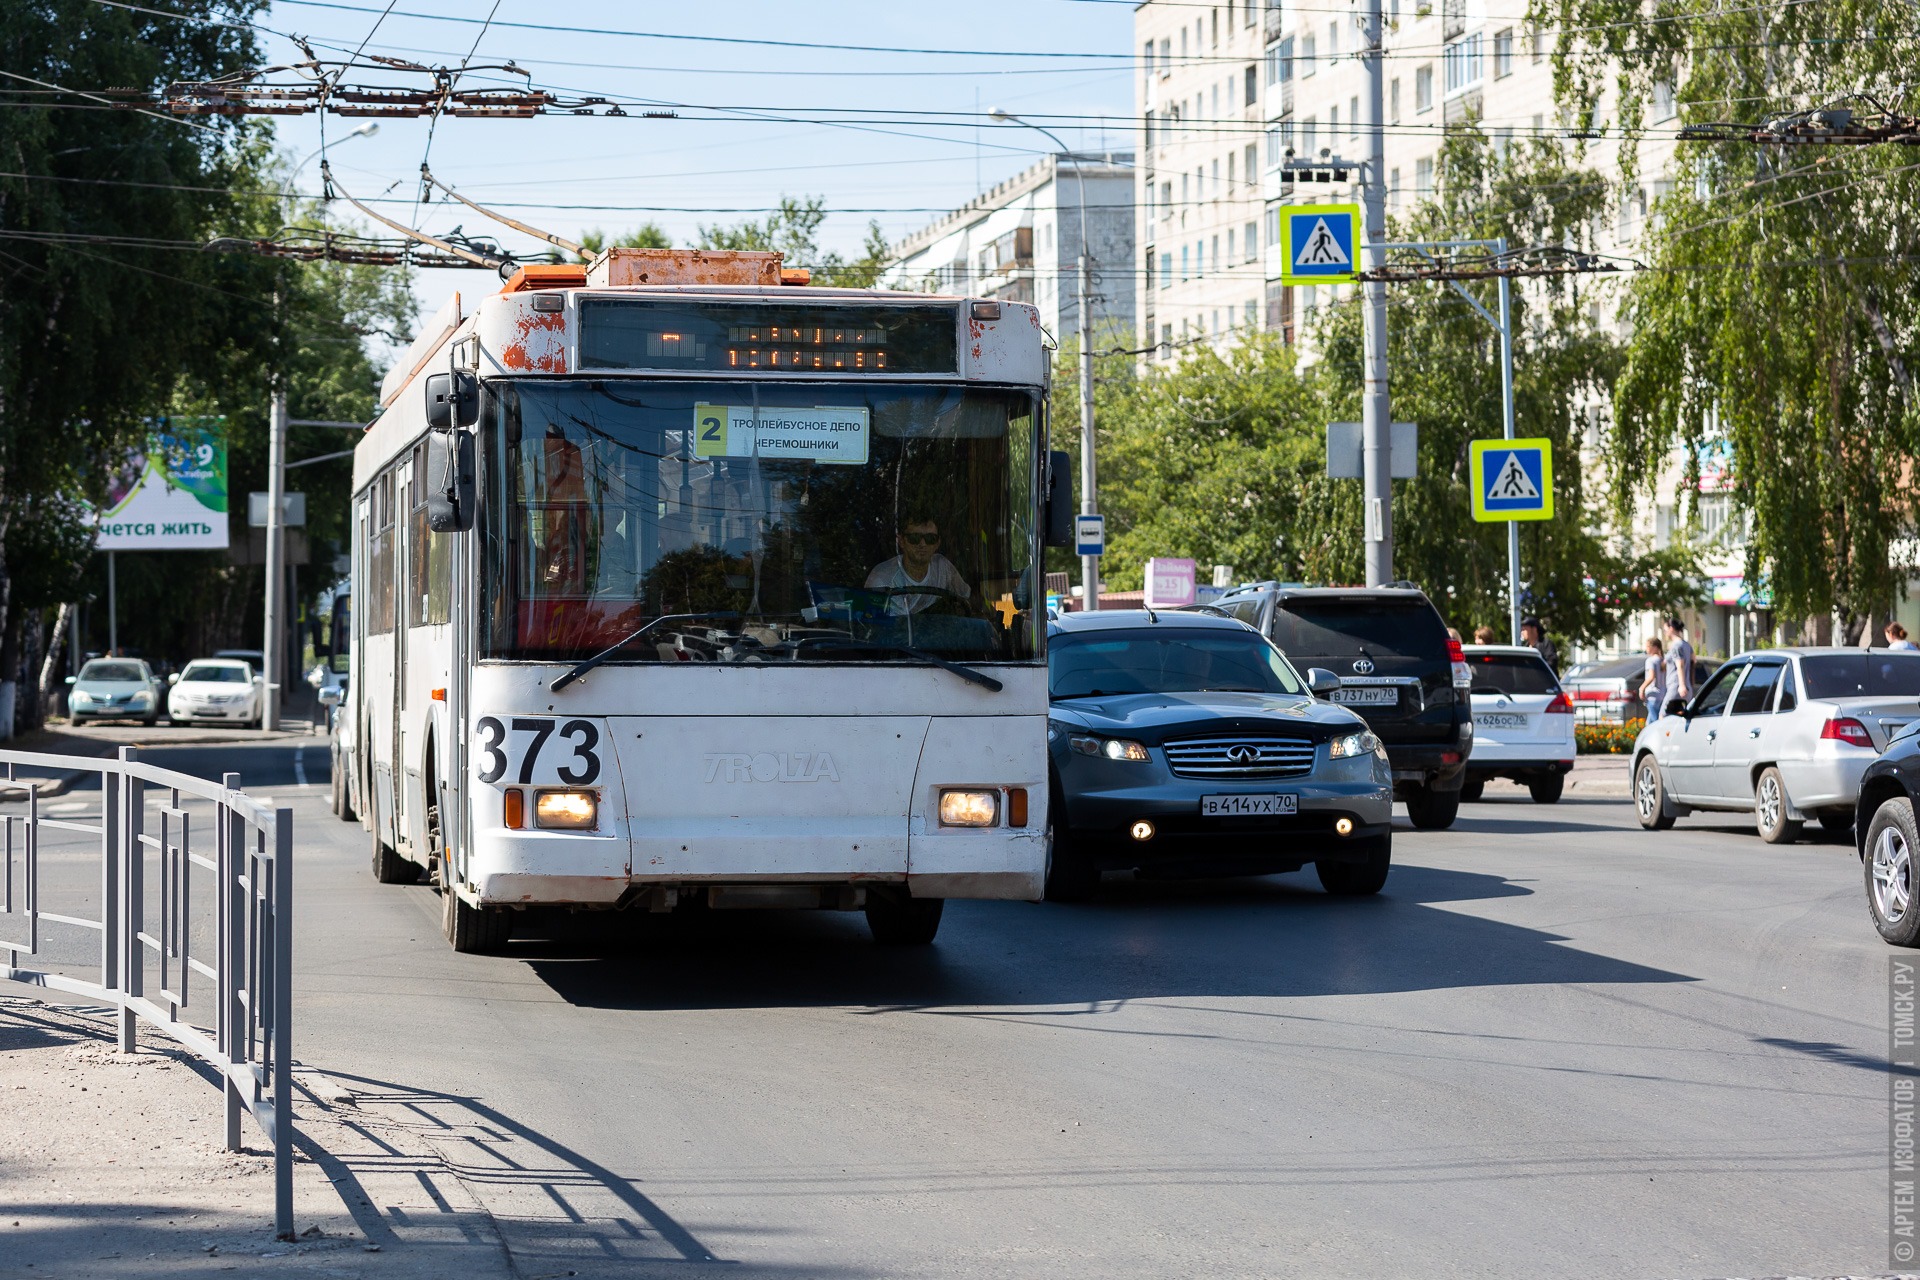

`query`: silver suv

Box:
[1631,647,1920,842]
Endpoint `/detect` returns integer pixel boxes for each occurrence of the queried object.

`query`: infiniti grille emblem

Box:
[1351,657,1376,674]
[1227,744,1259,764]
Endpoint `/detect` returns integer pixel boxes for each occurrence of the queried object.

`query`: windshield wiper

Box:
[550,612,740,691]
[801,638,1003,692]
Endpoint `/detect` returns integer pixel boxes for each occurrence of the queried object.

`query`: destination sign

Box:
[693,403,870,465]
[578,299,958,374]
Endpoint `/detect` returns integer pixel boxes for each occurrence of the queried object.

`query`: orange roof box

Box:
[502,263,588,292]
[587,248,786,287]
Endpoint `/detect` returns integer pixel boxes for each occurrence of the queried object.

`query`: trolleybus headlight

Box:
[534,789,599,830]
[938,789,999,827]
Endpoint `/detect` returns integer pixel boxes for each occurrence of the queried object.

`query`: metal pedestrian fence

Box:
[0,745,293,1240]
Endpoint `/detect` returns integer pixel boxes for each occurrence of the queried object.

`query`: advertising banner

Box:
[95,418,230,551]
[1144,557,1198,608]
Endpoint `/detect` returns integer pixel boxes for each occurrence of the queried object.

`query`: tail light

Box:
[1544,692,1573,715]
[1448,638,1472,690]
[1820,717,1874,748]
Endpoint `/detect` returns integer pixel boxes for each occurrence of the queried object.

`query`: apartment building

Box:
[881,152,1136,351]
[1135,0,1272,357]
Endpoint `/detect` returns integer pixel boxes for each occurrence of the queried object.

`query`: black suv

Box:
[1205,584,1473,828]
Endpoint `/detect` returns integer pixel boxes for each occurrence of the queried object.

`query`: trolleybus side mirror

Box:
[1043,450,1074,548]
[425,370,479,429]
[425,429,476,533]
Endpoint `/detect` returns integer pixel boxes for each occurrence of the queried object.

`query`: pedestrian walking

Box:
[1520,616,1557,672]
[1664,618,1695,703]
[1638,637,1667,722]
[1887,622,1918,651]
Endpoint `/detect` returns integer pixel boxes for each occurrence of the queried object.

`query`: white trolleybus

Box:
[335,249,1073,951]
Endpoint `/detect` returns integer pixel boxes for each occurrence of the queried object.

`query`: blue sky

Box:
[255,0,1138,326]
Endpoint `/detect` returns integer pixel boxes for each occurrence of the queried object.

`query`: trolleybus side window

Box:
[367,471,396,634]
[480,379,1042,665]
[409,443,454,627]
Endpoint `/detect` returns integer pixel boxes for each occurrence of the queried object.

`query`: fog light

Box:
[534,789,598,830]
[1130,820,1155,841]
[1335,817,1354,836]
[939,789,999,827]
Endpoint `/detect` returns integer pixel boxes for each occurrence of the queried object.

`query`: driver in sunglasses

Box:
[865,513,972,616]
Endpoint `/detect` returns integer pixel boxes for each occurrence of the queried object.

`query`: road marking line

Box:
[293,747,308,787]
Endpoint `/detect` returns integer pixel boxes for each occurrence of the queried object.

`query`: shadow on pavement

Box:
[517,863,1695,1013]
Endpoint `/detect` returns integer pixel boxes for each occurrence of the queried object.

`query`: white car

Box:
[1459,644,1576,803]
[167,659,264,728]
[1633,646,1920,842]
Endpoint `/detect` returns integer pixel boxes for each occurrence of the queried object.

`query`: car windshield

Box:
[78,662,144,682]
[1467,652,1561,695]
[480,379,1041,665]
[1801,653,1920,699]
[181,664,248,683]
[1049,629,1306,699]
[1269,598,1447,658]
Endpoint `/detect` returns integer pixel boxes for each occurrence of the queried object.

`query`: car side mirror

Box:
[425,429,476,533]
[1042,450,1074,548]
[424,370,479,429]
[166,673,179,686]
[317,686,343,708]
[65,675,76,685]
[1664,697,1688,719]
[1306,668,1342,697]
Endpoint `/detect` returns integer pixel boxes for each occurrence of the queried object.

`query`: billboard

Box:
[95,418,229,551]
[1144,557,1197,608]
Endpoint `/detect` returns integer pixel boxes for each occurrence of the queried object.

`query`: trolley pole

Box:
[261,387,287,735]
[1360,0,1393,586]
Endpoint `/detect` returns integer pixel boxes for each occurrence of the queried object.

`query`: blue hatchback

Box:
[1044,609,1394,901]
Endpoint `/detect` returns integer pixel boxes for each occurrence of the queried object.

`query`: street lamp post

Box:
[292,121,378,176]
[989,109,1100,611]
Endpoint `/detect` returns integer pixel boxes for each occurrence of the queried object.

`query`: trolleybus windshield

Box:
[480,379,1042,666]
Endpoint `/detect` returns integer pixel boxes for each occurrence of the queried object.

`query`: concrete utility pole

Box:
[1359,0,1393,586]
[989,109,1101,610]
[261,387,287,734]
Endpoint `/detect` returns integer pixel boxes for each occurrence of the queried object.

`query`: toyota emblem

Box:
[1227,744,1258,764]
[1352,658,1376,674]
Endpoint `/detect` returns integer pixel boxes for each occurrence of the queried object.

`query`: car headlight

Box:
[938,789,999,827]
[534,789,598,830]
[1068,735,1151,762]
[1328,730,1381,759]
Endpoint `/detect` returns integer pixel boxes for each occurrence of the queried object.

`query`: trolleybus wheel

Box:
[370,823,418,885]
[441,879,512,953]
[864,888,943,945]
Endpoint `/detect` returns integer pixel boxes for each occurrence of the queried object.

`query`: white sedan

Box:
[1458,644,1577,803]
[167,659,264,728]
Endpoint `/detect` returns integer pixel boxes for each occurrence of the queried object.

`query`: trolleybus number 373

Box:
[474,716,602,786]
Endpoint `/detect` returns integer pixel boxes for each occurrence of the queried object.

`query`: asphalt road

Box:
[13,737,1902,1277]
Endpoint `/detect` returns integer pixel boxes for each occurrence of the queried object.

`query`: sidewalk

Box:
[0,998,514,1280]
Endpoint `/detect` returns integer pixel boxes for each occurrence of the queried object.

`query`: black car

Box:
[1205,584,1473,829]
[1856,721,1920,946]
[1046,610,1395,901]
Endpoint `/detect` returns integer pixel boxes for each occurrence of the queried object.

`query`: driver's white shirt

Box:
[864,554,970,616]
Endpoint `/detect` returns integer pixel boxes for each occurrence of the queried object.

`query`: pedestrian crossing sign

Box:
[1281,203,1360,285]
[1469,438,1555,522]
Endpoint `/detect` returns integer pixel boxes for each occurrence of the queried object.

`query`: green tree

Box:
[1531,0,1920,634]
[577,223,670,259]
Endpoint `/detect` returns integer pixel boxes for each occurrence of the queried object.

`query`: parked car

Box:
[1857,721,1920,946]
[1459,645,1576,802]
[167,658,265,728]
[1205,584,1472,829]
[1045,610,1394,900]
[1563,654,1721,725]
[66,658,163,725]
[1631,647,1920,842]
